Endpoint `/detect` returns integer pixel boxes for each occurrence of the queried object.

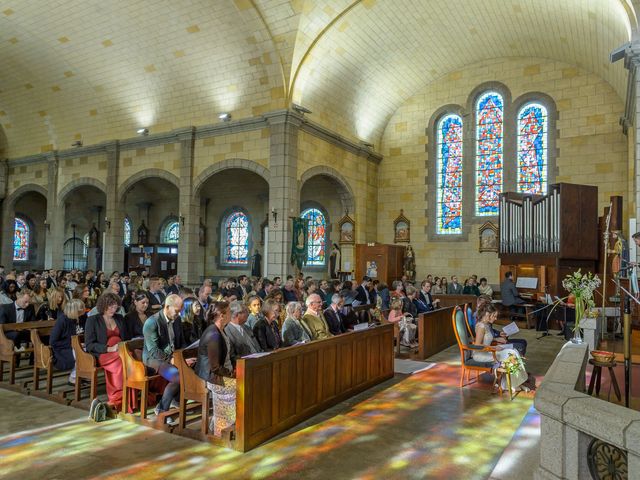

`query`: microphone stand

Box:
[601,202,612,342]
[614,278,636,408]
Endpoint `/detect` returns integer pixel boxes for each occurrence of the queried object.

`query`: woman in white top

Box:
[478,277,494,297]
[471,303,527,391]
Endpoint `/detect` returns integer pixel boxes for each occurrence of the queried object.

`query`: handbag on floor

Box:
[88,398,108,422]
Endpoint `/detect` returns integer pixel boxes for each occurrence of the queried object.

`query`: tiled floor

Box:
[0,329,565,480]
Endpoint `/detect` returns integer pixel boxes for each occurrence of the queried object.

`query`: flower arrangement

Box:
[561,269,601,341]
[501,353,525,375]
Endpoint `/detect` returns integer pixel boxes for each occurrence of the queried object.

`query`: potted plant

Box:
[561,270,601,344]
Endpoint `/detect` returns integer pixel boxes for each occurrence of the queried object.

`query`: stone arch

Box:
[193,159,270,198]
[118,168,180,202]
[57,177,107,206]
[299,166,356,214]
[4,183,48,208]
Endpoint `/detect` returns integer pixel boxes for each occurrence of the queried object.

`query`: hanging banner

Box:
[290,217,309,270]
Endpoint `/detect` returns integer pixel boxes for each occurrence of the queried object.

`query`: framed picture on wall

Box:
[393,210,410,243]
[479,221,498,253]
[338,214,355,244]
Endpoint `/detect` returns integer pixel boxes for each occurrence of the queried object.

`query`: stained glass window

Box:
[475,92,503,216]
[224,211,249,265]
[163,221,180,244]
[301,208,326,266]
[124,217,131,246]
[436,114,463,234]
[13,218,29,261]
[517,103,548,194]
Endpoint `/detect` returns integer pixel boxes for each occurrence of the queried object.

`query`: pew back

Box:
[235,323,394,452]
[433,294,478,310]
[416,307,457,360]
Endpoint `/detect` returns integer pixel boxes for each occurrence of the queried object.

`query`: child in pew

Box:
[387,297,418,348]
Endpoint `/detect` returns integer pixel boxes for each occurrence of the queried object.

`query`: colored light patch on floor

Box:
[0,362,536,480]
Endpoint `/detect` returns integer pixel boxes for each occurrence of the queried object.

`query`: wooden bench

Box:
[433,294,478,310]
[119,339,162,419]
[174,348,210,436]
[30,328,73,401]
[1,320,55,385]
[415,306,457,360]
[235,323,394,452]
[72,335,103,403]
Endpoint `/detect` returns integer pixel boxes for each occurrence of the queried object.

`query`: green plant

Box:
[561,270,601,333]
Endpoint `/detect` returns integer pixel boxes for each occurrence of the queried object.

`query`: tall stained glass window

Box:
[13,218,29,261]
[436,114,463,234]
[517,103,548,194]
[300,208,326,266]
[475,92,503,215]
[124,217,131,246]
[224,211,249,265]
[163,221,180,244]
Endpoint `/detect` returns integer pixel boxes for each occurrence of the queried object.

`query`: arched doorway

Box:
[121,177,180,276]
[196,168,269,278]
[60,184,107,272]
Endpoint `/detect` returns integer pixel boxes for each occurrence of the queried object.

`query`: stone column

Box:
[0,160,13,269]
[102,141,124,274]
[44,152,63,269]
[176,127,201,285]
[265,111,301,278]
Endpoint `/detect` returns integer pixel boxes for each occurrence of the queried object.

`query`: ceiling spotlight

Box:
[137,128,149,136]
[292,104,312,115]
[218,113,232,122]
[71,140,83,147]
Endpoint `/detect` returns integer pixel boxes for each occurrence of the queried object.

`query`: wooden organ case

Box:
[499,183,599,298]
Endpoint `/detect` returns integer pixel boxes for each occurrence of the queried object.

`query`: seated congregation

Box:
[0,267,533,441]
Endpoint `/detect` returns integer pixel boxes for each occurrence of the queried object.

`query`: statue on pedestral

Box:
[329,243,341,279]
[609,230,628,280]
[138,220,149,244]
[88,223,100,248]
[403,244,416,282]
[251,250,262,278]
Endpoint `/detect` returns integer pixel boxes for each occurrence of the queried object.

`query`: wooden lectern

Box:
[355,244,405,286]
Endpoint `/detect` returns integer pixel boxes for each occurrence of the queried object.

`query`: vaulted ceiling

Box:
[0,0,635,157]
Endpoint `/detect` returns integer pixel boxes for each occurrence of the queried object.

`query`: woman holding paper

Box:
[471,303,528,392]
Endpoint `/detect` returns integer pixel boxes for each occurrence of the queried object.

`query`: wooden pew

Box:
[235,323,394,452]
[30,328,73,402]
[174,348,210,437]
[433,294,478,310]
[0,320,55,385]
[415,307,457,360]
[72,335,104,404]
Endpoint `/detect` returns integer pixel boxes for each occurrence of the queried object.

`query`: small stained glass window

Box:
[13,218,29,261]
[300,208,326,266]
[163,221,180,244]
[124,217,131,246]
[224,211,249,265]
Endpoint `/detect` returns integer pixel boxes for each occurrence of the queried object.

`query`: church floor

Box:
[0,330,564,480]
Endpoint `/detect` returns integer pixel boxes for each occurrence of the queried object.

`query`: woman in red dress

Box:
[84,292,134,409]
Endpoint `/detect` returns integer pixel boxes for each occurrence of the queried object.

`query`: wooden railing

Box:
[234,323,394,452]
[433,294,478,309]
[416,307,457,360]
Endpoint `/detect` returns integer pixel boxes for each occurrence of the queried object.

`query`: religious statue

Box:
[609,230,629,280]
[251,250,262,278]
[403,244,416,282]
[138,220,149,244]
[329,243,341,279]
[88,223,100,248]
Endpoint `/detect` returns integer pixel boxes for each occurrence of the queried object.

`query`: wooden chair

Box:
[451,305,498,388]
[31,329,55,394]
[174,348,210,434]
[0,327,32,385]
[119,339,160,418]
[72,335,103,402]
[462,303,475,338]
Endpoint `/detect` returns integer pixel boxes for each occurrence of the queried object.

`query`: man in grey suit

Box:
[447,275,463,294]
[224,301,262,368]
[500,271,525,307]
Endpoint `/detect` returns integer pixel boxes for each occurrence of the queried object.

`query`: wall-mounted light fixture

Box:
[271,208,278,226]
[218,113,232,122]
[137,128,149,136]
[104,217,111,230]
[292,104,312,115]
[179,214,185,227]
[71,140,83,147]
[360,141,374,149]
[44,219,51,232]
